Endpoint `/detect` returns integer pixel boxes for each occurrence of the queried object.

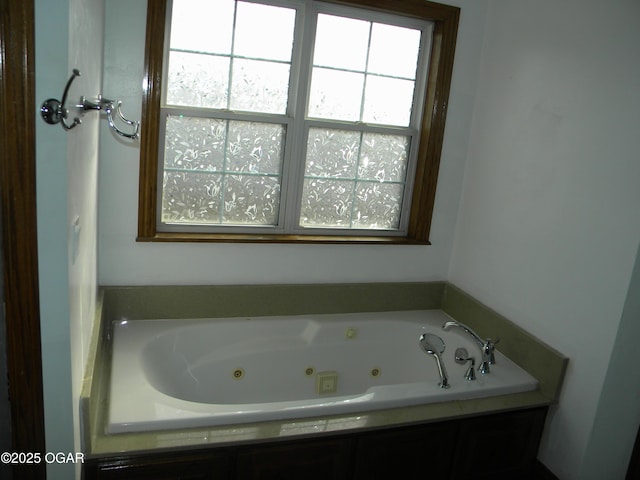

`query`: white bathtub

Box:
[108,310,538,434]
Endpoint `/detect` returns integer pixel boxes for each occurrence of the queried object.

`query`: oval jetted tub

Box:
[107,310,538,434]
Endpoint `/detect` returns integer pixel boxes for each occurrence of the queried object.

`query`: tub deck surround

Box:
[108,311,538,434]
[81,282,568,456]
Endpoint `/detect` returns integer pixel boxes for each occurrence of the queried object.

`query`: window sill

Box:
[136,232,431,245]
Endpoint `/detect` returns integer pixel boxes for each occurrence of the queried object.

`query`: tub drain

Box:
[232,368,244,380]
[370,367,381,377]
[305,367,315,376]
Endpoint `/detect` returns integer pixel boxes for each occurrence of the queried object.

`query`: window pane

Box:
[164,116,226,171]
[308,68,364,121]
[353,182,404,229]
[368,23,421,79]
[305,129,360,179]
[162,171,223,224]
[162,117,285,226]
[313,14,369,70]
[300,129,408,230]
[359,133,410,183]
[362,76,415,126]
[170,0,235,54]
[223,174,280,225]
[226,121,285,175]
[234,2,296,61]
[230,59,290,114]
[167,52,229,108]
[300,178,353,228]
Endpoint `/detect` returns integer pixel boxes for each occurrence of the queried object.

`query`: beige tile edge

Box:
[89,391,551,456]
[441,282,569,402]
[79,290,104,453]
[101,282,445,320]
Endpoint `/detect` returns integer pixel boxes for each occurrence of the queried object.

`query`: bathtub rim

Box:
[81,282,568,457]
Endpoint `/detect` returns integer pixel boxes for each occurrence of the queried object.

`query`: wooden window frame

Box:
[137,0,460,244]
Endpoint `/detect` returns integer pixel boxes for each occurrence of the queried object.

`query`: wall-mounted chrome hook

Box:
[40,68,82,130]
[105,100,140,140]
[40,69,139,140]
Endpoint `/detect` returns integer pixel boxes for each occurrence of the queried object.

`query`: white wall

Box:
[35,0,103,478]
[98,0,488,286]
[67,0,103,451]
[449,0,640,478]
[583,242,640,478]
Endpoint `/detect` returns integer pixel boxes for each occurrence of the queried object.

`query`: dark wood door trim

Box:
[0,0,47,478]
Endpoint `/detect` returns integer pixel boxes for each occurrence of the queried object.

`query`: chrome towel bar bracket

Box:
[40,69,139,140]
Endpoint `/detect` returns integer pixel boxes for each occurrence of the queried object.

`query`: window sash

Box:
[158,109,293,231]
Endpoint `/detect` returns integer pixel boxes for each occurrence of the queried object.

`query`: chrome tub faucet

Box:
[442,321,499,374]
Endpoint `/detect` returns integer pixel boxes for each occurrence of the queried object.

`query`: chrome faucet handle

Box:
[478,338,500,374]
[484,337,500,364]
[454,347,476,381]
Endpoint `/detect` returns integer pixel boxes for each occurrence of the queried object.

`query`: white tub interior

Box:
[108,310,538,434]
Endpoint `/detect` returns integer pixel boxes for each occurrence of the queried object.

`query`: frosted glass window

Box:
[359,133,410,183]
[300,178,353,228]
[167,52,230,109]
[162,115,285,226]
[305,129,361,179]
[164,116,226,171]
[158,0,437,236]
[229,59,291,114]
[300,128,410,230]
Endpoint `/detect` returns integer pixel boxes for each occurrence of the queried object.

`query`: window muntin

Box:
[138,0,460,244]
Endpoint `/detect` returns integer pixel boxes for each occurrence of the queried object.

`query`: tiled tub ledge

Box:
[80,282,567,457]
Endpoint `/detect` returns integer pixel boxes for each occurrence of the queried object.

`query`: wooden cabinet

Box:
[84,407,548,480]
[450,408,547,480]
[86,451,234,480]
[237,438,353,480]
[353,422,456,479]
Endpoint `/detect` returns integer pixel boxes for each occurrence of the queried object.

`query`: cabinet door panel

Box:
[237,438,353,480]
[87,451,233,480]
[354,422,456,479]
[450,407,547,480]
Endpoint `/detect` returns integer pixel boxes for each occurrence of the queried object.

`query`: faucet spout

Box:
[442,321,499,374]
